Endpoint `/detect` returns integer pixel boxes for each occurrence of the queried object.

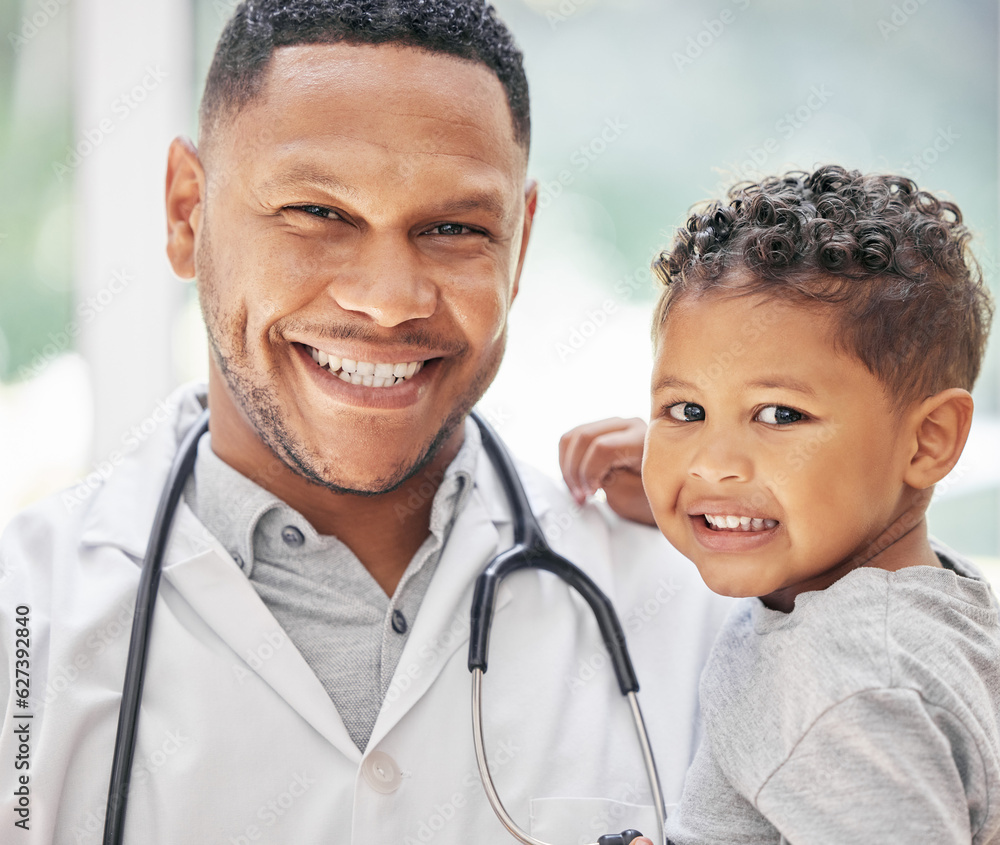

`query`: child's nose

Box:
[687,432,753,483]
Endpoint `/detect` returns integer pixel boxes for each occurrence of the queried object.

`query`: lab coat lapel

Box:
[366,446,518,748]
[162,506,363,763]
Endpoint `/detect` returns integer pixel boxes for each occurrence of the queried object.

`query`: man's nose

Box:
[326,234,437,327]
[687,429,753,483]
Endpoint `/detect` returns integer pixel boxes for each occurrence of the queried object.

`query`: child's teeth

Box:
[704,514,777,532]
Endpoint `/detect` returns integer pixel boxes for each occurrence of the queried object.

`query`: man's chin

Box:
[300,458,436,498]
[277,415,462,499]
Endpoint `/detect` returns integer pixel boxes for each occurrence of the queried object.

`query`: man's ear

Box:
[165,136,205,279]
[903,388,974,489]
[510,179,538,301]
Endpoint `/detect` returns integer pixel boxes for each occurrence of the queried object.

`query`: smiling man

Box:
[0,2,729,842]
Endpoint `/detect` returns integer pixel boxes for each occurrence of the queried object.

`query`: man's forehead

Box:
[248,42,524,159]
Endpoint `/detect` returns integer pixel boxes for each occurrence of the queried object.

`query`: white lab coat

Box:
[0,385,731,845]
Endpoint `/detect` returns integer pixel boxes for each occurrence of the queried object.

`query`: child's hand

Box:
[558,417,656,527]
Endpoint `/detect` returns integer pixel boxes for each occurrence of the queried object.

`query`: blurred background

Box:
[1,0,998,570]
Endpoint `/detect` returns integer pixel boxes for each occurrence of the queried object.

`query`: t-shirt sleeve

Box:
[757,687,978,844]
[665,739,782,845]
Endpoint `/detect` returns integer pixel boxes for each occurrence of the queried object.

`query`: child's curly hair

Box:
[652,165,994,406]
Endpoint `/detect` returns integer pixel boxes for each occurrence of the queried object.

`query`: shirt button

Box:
[281,525,305,547]
[362,751,401,793]
[232,553,245,569]
[391,609,408,635]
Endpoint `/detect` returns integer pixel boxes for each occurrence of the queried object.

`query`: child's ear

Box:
[903,388,974,489]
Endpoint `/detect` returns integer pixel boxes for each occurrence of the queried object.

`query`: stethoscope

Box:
[103,407,665,845]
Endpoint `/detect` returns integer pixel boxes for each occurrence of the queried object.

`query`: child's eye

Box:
[756,405,805,425]
[668,402,706,422]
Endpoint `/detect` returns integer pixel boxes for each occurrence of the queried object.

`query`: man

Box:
[0,2,729,842]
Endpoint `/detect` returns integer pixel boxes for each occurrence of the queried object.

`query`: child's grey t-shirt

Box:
[666,543,1000,844]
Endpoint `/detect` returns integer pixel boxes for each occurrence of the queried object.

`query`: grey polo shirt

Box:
[182,419,480,751]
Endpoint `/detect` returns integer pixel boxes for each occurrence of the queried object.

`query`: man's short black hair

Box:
[200,0,530,150]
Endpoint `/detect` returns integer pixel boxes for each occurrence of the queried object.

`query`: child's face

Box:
[642,290,916,611]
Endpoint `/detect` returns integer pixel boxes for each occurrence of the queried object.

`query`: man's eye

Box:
[668,402,705,422]
[291,205,339,219]
[427,223,478,236]
[756,405,804,425]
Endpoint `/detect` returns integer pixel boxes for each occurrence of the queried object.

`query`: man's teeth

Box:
[704,514,778,532]
[308,346,424,387]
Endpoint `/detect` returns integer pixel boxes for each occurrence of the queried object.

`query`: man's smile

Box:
[302,342,426,387]
[291,341,446,411]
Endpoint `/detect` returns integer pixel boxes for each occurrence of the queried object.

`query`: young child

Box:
[561,165,1000,843]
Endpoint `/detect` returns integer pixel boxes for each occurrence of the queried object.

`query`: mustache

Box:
[276,318,469,355]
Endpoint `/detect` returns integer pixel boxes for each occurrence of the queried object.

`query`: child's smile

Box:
[642,288,932,612]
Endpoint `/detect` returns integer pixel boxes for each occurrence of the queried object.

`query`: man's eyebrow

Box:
[257,169,508,220]
[433,190,510,221]
[258,167,358,198]
[748,377,817,396]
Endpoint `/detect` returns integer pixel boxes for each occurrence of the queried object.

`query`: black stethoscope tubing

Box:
[103,407,209,845]
[102,408,662,845]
